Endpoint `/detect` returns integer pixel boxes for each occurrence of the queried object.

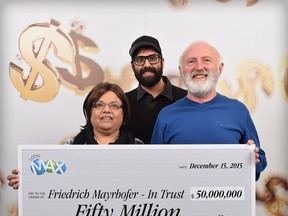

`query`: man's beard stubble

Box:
[132,64,163,87]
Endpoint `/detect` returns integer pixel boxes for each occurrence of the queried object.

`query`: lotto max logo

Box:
[30,158,67,175]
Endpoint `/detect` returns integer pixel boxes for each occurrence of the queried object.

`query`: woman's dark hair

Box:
[82,82,130,128]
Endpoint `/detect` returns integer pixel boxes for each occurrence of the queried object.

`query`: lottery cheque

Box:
[18,144,255,216]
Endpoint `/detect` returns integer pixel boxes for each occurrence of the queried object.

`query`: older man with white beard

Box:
[150,41,267,181]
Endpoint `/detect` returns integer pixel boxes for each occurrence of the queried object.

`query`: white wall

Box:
[1,0,287,215]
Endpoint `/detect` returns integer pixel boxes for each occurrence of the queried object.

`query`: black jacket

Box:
[70,124,143,144]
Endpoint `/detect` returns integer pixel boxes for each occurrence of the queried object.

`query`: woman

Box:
[68,82,143,144]
[8,82,143,189]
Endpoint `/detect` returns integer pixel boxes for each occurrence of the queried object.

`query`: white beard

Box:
[183,70,219,98]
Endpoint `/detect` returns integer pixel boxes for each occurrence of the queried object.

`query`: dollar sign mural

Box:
[278,54,288,101]
[256,176,288,216]
[218,60,274,112]
[216,0,258,6]
[9,19,75,102]
[56,30,104,95]
[103,64,137,93]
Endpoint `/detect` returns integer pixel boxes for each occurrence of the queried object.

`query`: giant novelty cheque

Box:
[18,144,255,216]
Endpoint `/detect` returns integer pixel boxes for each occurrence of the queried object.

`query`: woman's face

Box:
[90,91,124,135]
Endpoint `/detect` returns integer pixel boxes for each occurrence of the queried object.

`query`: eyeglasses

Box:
[133,54,162,66]
[92,101,123,110]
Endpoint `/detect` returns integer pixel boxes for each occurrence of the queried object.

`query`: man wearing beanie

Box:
[125,35,187,144]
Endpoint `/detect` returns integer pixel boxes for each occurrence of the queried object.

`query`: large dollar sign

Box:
[56,31,104,95]
[9,19,75,102]
[218,60,274,112]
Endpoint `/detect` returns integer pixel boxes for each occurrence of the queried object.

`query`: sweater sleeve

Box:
[244,111,267,181]
[150,117,165,144]
[256,148,267,181]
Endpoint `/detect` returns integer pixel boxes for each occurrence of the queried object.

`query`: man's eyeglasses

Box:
[133,54,162,66]
[92,101,123,110]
